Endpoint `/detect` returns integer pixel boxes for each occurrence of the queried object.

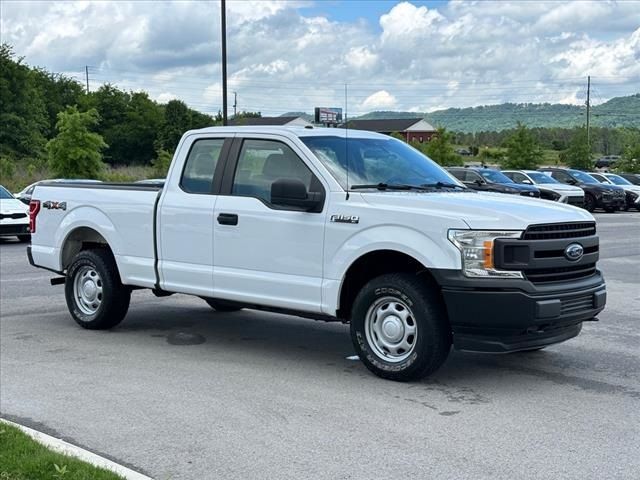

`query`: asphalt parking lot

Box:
[1,212,639,480]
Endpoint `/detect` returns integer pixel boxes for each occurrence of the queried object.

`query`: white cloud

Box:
[361,90,397,109]
[156,92,178,103]
[1,0,638,116]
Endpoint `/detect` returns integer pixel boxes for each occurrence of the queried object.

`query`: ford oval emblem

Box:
[565,243,584,261]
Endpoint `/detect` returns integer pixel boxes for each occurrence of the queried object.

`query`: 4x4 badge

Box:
[43,201,67,211]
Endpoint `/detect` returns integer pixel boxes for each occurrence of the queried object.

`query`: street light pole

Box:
[221,0,228,125]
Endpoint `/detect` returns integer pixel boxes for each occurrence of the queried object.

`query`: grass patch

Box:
[0,423,124,480]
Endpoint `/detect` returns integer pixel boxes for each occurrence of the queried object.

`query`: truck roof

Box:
[186,125,389,140]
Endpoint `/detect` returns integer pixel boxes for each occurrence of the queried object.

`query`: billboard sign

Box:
[314,107,343,125]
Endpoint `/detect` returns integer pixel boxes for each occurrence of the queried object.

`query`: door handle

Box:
[217,213,238,225]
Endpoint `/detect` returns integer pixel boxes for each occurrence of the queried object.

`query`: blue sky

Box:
[301,0,448,26]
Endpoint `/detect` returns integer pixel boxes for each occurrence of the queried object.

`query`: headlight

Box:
[448,230,524,278]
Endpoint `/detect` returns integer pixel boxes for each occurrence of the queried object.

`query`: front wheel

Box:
[350,273,451,381]
[65,249,131,329]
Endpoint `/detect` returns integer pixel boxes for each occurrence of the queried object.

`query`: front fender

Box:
[326,224,461,282]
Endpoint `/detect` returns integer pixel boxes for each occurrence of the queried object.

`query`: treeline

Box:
[453,126,640,157]
[0,44,218,167]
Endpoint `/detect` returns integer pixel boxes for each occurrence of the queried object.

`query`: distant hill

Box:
[353,94,640,133]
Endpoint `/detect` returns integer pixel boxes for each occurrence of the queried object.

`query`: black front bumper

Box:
[0,223,30,236]
[598,195,625,209]
[431,270,606,353]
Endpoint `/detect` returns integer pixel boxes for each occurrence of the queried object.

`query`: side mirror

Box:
[522,179,532,185]
[566,179,577,185]
[271,178,323,212]
[474,179,485,186]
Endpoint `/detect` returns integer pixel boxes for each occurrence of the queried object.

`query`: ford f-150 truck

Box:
[28,126,606,381]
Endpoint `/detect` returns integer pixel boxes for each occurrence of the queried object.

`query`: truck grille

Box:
[522,222,596,240]
[524,263,597,284]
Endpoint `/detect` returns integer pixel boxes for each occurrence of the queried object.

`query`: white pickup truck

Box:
[28,126,606,381]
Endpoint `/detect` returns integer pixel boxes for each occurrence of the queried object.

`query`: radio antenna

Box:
[344,82,349,200]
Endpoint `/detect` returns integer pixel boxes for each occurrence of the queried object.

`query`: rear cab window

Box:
[180,139,226,194]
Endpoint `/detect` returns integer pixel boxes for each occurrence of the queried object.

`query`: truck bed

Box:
[30,182,163,288]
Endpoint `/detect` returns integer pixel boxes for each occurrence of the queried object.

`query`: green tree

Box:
[152,148,173,177]
[0,44,48,158]
[613,143,640,173]
[501,123,543,169]
[46,107,107,178]
[422,127,462,166]
[560,128,592,169]
[157,100,193,152]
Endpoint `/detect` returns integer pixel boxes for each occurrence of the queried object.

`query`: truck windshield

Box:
[0,186,14,199]
[300,136,461,190]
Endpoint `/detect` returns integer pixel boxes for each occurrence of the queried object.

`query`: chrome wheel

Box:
[73,266,103,315]
[365,296,417,363]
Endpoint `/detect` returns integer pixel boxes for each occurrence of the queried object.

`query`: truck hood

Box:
[360,191,594,230]
[0,198,28,214]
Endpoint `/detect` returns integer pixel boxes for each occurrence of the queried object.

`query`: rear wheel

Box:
[350,273,451,381]
[65,249,130,329]
[17,234,30,243]
[583,193,596,212]
[204,298,242,312]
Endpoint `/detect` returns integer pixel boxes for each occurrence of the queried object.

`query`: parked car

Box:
[447,167,540,197]
[15,179,102,205]
[594,155,620,169]
[28,126,606,381]
[589,172,640,211]
[0,185,30,242]
[502,170,584,206]
[618,173,640,186]
[538,167,625,212]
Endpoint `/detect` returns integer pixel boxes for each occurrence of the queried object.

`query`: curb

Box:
[1,418,154,480]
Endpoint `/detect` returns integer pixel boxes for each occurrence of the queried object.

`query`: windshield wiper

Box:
[420,182,467,190]
[350,183,430,191]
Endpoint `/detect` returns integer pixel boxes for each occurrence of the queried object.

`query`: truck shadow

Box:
[115,298,639,402]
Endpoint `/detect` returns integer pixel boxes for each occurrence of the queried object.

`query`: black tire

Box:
[204,298,242,312]
[583,193,596,212]
[350,273,451,381]
[17,234,31,243]
[65,249,130,329]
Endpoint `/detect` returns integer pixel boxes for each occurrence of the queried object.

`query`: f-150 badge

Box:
[331,214,359,224]
[43,201,67,211]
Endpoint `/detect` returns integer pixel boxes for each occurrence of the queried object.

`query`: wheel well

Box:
[61,227,112,270]
[338,250,436,319]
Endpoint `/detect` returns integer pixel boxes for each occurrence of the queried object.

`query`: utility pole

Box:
[586,75,591,152]
[85,66,90,94]
[233,91,237,118]
[221,0,228,125]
